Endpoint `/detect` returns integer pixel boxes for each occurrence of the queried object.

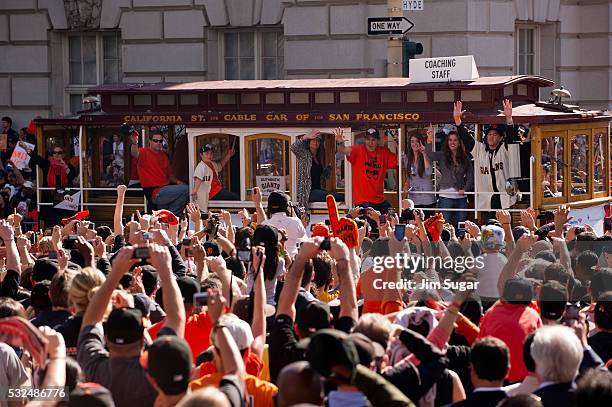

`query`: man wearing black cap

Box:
[145,335,193,406]
[192,142,238,211]
[335,127,397,213]
[453,100,522,215]
[78,244,186,407]
[260,190,306,257]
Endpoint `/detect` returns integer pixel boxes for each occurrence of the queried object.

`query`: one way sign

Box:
[367,17,414,35]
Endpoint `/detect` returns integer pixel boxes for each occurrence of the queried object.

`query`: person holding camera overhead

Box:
[191,142,239,211]
[130,131,188,216]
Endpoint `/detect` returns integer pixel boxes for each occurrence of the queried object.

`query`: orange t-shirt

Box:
[206,162,222,199]
[347,144,397,205]
[190,372,277,407]
[148,312,212,362]
[137,148,171,198]
[199,348,263,378]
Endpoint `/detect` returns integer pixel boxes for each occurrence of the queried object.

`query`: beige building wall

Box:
[0,0,610,129]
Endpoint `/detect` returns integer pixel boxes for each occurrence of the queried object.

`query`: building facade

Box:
[1,0,611,129]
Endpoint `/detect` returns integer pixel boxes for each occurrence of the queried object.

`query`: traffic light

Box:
[402,39,423,77]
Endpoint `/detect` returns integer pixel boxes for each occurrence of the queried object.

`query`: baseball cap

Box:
[156,209,179,226]
[347,332,385,367]
[199,144,213,153]
[133,293,156,318]
[480,225,505,250]
[68,382,115,407]
[176,276,200,304]
[485,124,507,137]
[146,335,193,395]
[253,224,279,250]
[539,281,568,320]
[268,191,289,212]
[296,301,332,334]
[104,307,144,345]
[502,278,533,303]
[512,226,529,242]
[297,328,359,378]
[140,265,159,296]
[365,128,380,139]
[32,258,59,282]
[216,313,254,350]
[311,223,331,238]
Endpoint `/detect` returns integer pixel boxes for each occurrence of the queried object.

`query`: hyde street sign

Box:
[367,17,415,35]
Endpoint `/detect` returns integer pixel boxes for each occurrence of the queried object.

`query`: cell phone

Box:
[358,208,367,216]
[457,222,466,230]
[29,233,37,246]
[48,250,58,259]
[320,238,331,251]
[63,235,78,250]
[200,211,210,220]
[237,250,250,262]
[89,222,96,230]
[133,247,150,259]
[182,237,193,257]
[193,292,209,307]
[106,245,113,253]
[564,303,580,321]
[379,215,387,224]
[394,224,406,241]
[142,232,151,241]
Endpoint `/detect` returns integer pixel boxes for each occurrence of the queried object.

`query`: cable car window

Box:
[246,134,291,199]
[194,133,240,202]
[541,136,564,199]
[570,134,589,196]
[99,130,126,188]
[593,131,605,194]
[353,128,399,193]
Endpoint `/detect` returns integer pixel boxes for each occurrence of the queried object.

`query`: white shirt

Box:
[261,212,307,257]
[472,141,521,210]
[474,251,507,298]
[193,161,219,211]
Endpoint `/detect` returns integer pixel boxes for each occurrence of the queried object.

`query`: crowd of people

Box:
[0,178,611,406]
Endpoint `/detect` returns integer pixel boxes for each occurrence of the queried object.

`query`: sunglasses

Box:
[53,151,63,155]
[150,139,163,143]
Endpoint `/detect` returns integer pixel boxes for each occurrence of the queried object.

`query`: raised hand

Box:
[503,99,513,124]
[304,129,321,140]
[453,101,464,125]
[333,127,346,144]
[496,210,512,226]
[465,220,480,238]
[117,184,127,196]
[516,232,537,252]
[207,289,226,324]
[252,187,262,205]
[520,210,536,231]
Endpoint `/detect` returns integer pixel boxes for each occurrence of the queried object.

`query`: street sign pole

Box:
[387,0,403,77]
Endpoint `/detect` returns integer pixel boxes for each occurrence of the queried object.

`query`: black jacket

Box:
[451,389,507,407]
[534,382,576,407]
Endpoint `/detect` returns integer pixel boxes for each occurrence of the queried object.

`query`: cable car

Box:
[33,75,611,228]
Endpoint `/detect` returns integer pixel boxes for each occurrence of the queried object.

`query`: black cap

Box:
[503,278,533,303]
[147,335,193,395]
[485,124,508,137]
[296,301,332,333]
[140,265,159,296]
[347,332,385,367]
[68,382,115,407]
[202,241,221,257]
[539,281,568,320]
[365,128,380,139]
[199,144,213,153]
[176,276,200,304]
[253,224,279,250]
[32,258,59,283]
[590,270,612,300]
[133,293,155,318]
[104,307,143,345]
[297,328,359,378]
[267,191,289,213]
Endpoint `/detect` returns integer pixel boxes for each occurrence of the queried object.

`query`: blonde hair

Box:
[69,267,106,314]
[38,236,53,256]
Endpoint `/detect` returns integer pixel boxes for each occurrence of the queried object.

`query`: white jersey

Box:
[472,141,521,210]
[193,161,219,211]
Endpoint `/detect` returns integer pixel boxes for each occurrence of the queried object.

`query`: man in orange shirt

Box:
[335,128,397,214]
[130,131,189,215]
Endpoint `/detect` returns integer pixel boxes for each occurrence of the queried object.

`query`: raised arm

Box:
[453,101,476,152]
[276,238,321,320]
[208,290,246,380]
[330,238,358,321]
[150,244,186,337]
[333,128,352,156]
[0,220,20,275]
[219,139,236,168]
[250,247,266,359]
[114,185,127,235]
[497,233,537,295]
[252,187,267,224]
[129,131,139,159]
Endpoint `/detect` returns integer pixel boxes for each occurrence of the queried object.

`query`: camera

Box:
[358,208,367,216]
[236,236,252,262]
[133,247,150,259]
[193,292,209,307]
[182,237,193,257]
[63,235,78,250]
[142,232,151,241]
[457,221,466,239]
[29,233,37,246]
[564,303,580,322]
[204,216,219,237]
[200,211,210,220]
[319,238,331,251]
[89,222,96,230]
[400,208,424,223]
